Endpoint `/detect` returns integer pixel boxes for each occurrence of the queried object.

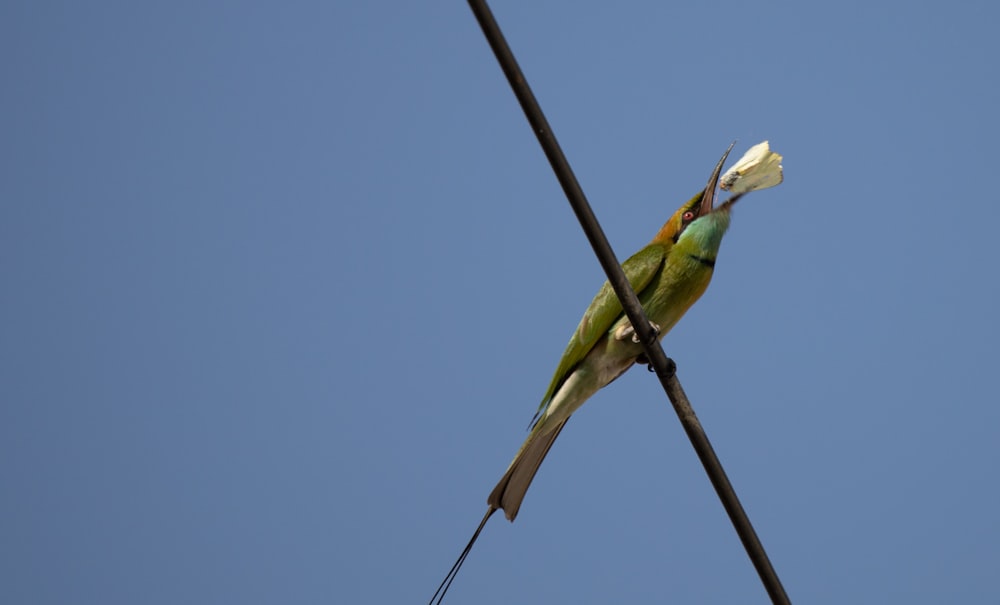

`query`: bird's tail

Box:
[428,419,569,603]
[428,506,497,605]
[487,418,569,521]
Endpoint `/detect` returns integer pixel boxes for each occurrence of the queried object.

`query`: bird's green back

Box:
[534,242,669,418]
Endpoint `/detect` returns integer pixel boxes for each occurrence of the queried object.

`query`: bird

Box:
[429,142,783,604]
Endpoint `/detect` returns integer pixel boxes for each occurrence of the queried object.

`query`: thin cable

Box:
[465,1,791,603]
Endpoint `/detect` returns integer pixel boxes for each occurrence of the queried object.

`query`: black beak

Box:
[698,141,736,216]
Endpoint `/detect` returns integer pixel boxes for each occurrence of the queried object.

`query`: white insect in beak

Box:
[720,141,784,194]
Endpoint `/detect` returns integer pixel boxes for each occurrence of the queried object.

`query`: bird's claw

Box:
[615,321,661,344]
[633,321,660,343]
[638,354,674,375]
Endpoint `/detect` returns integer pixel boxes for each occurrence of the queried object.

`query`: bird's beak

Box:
[698,142,736,216]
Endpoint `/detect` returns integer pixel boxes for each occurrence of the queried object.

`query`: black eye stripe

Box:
[673,210,698,243]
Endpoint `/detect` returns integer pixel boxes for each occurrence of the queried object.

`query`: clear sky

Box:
[3,1,999,604]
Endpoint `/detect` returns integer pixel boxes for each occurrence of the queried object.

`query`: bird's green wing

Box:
[534,243,667,417]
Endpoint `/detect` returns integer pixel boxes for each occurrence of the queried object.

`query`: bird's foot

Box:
[614,321,661,344]
[635,321,661,343]
[640,356,677,375]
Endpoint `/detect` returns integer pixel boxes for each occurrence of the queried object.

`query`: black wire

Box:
[465,1,791,603]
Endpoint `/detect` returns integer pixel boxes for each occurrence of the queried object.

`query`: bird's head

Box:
[653,143,744,245]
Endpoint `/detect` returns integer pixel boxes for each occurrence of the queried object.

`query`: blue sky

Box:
[3,1,999,603]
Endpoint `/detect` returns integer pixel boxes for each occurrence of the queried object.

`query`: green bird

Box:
[430,142,783,604]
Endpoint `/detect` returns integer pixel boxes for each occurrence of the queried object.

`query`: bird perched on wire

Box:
[430,141,784,604]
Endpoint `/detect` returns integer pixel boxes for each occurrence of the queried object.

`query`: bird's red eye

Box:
[682,211,695,221]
